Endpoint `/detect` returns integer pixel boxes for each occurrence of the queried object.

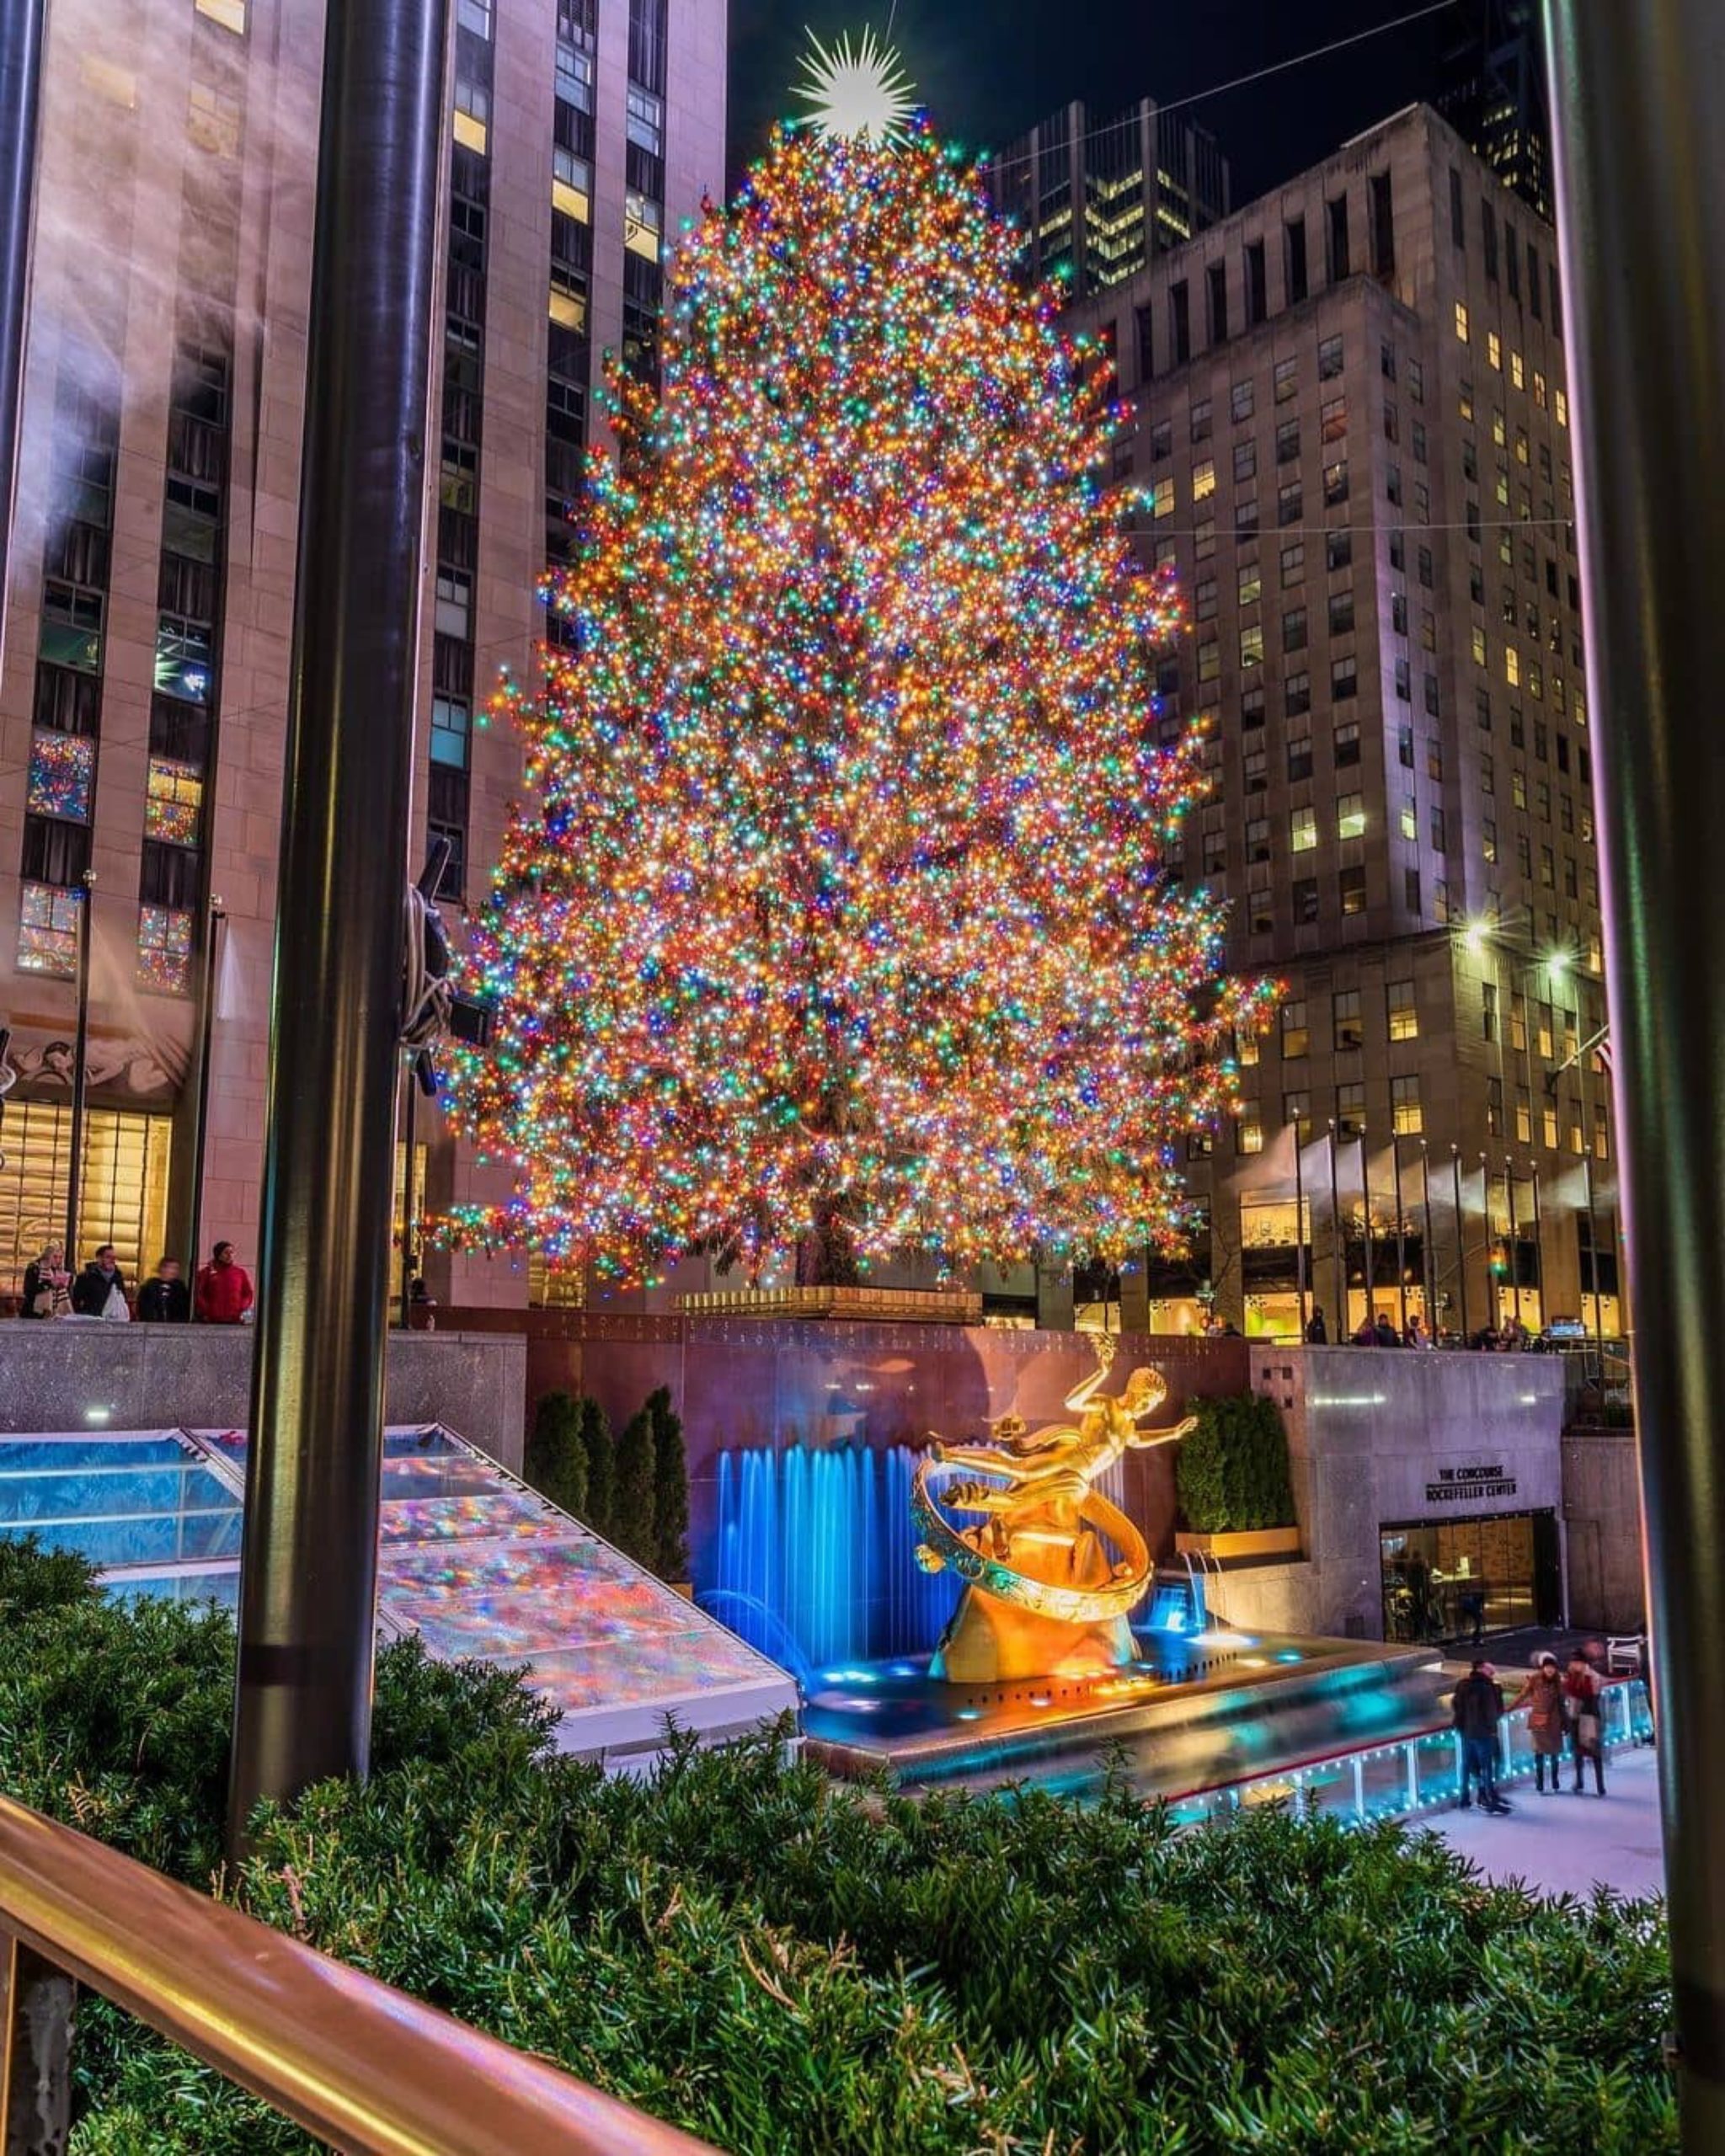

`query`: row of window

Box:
[1133,169,1397,381]
[1235,1071,1425,1152]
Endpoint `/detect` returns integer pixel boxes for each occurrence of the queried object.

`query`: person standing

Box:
[71,1245,130,1319]
[1564,1648,1607,1795]
[1404,1314,1435,1348]
[1374,1310,1402,1347]
[195,1241,254,1324]
[1522,1653,1567,1792]
[1305,1305,1328,1344]
[137,1256,190,1323]
[1452,1658,1512,1812]
[21,1243,71,1318]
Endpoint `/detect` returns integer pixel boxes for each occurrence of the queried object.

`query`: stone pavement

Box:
[1428,1743,1666,1900]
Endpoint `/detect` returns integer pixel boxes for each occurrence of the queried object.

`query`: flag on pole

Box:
[1592,1031,1612,1080]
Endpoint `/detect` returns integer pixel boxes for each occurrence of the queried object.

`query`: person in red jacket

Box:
[195,1241,254,1324]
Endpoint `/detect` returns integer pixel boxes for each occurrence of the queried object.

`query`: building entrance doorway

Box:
[1380,1509,1562,1642]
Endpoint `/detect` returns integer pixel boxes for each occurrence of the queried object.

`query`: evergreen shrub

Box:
[0,1545,1674,2155]
[1176,1391,1299,1534]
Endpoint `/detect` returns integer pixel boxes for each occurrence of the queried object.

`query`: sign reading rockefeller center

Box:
[1424,1463,1519,1505]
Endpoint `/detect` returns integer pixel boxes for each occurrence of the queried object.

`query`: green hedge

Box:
[0,1540,1674,2153]
[1176,1391,1299,1534]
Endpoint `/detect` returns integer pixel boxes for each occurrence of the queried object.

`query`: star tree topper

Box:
[789,24,917,143]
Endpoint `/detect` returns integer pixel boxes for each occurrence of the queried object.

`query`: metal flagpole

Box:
[1544,4,1725,2130]
[398,1066,417,1331]
[1358,1129,1375,1334]
[1503,1155,1523,1329]
[1420,1139,1436,1339]
[1327,1118,1343,1335]
[1292,1119,1308,1341]
[1529,1160,1545,1333]
[62,871,95,1262]
[227,0,451,1856]
[1391,1129,1408,1341]
[185,899,226,1303]
[1480,1152,1498,1331]
[1451,1144,1470,1343]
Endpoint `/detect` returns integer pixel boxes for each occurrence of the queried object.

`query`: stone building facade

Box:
[0,0,726,1306]
[1065,104,1619,1342]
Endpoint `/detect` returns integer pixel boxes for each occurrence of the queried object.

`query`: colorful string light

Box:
[440,123,1276,1283]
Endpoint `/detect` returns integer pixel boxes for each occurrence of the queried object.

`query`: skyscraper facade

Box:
[990,98,1230,302]
[0,0,725,1306]
[1065,104,1617,1342]
[1436,0,1552,221]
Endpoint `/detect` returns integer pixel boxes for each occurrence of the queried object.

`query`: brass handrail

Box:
[0,1794,713,2155]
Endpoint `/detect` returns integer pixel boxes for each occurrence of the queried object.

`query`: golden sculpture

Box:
[913,1335,1197,1683]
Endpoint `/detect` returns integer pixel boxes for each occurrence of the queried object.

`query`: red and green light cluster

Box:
[441,122,1274,1280]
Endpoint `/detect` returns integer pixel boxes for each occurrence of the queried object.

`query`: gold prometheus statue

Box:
[913,1334,1197,1684]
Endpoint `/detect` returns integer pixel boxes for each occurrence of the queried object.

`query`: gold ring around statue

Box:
[911,1457,1152,1624]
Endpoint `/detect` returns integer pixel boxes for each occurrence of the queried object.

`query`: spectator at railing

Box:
[71,1246,130,1321]
[137,1257,190,1324]
[195,1241,254,1325]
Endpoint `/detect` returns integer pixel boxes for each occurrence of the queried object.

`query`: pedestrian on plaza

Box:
[71,1245,130,1320]
[1404,1313,1434,1348]
[1452,1658,1512,1813]
[1522,1652,1567,1792]
[1374,1309,1402,1347]
[1353,1311,1377,1343]
[1305,1305,1328,1344]
[195,1241,254,1325]
[1564,1648,1607,1795]
[21,1242,71,1318]
[137,1256,190,1323]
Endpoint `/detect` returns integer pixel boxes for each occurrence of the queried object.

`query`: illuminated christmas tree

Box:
[443,120,1274,1284]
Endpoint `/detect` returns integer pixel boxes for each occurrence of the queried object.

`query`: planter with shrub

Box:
[1175,1391,1301,1558]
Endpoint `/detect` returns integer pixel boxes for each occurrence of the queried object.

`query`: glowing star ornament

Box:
[439,123,1278,1289]
[789,24,917,143]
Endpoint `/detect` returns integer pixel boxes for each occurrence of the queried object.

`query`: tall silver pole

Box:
[1503,1155,1523,1329]
[1358,1129,1374,1331]
[1451,1144,1470,1342]
[227,0,449,1854]
[1327,1118,1343,1332]
[1419,1139,1435,1337]
[1545,3,1725,2132]
[1292,1120,1307,1339]
[1391,1129,1408,1340]
[0,0,44,662]
[61,871,94,1262]
[185,899,226,1303]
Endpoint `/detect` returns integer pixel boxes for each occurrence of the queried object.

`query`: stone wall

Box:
[1213,1347,1569,1639]
[0,1325,527,1473]
[1561,1428,1647,1632]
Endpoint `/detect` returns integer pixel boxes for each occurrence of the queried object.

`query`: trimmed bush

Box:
[524,1390,587,1519]
[1177,1391,1298,1534]
[611,1406,658,1566]
[579,1393,615,1538]
[649,1385,691,1582]
[0,1545,1674,2154]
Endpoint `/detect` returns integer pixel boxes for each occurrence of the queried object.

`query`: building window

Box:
[137,904,194,995]
[1232,440,1256,483]
[625,83,664,156]
[1505,646,1521,687]
[1284,670,1311,718]
[1231,377,1255,422]
[1326,529,1352,573]
[1236,1107,1263,1155]
[1339,866,1366,916]
[1336,1082,1365,1139]
[1391,1075,1423,1135]
[1149,476,1173,519]
[1332,989,1363,1051]
[1247,889,1274,935]
[1386,980,1418,1042]
[1290,805,1317,853]
[1482,818,1498,864]
[194,0,248,30]
[1337,792,1365,840]
[1280,542,1305,585]
[1322,459,1348,505]
[1236,560,1261,607]
[1246,816,1271,864]
[1332,655,1358,700]
[1327,590,1354,637]
[1190,398,1213,444]
[1192,458,1215,502]
[1487,329,1502,371]
[1318,332,1343,380]
[1274,355,1298,403]
[1277,482,1302,527]
[1332,720,1360,769]
[1281,606,1307,654]
[145,757,203,846]
[1285,216,1308,303]
[1403,865,1423,913]
[1286,734,1312,782]
[453,70,489,154]
[26,728,94,822]
[1399,793,1417,841]
[1276,419,1300,466]
[1243,747,1268,793]
[1292,878,1319,925]
[1455,301,1469,343]
[17,879,82,975]
[1281,1001,1309,1058]
[1240,623,1264,669]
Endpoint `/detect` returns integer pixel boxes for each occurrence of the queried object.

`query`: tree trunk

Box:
[795,1198,860,1286]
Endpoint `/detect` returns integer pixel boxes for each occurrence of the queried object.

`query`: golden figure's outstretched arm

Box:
[937,1438,1037,1481]
[1127,1412,1199,1449]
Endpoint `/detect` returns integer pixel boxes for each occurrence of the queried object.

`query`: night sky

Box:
[728,0,1452,200]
